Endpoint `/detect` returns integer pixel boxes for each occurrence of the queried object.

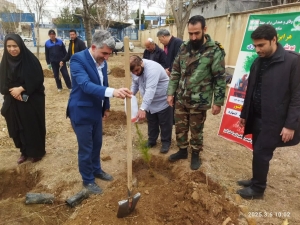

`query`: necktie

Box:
[72,41,74,55]
[164,45,168,55]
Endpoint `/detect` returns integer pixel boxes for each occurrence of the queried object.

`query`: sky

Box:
[8,0,166,23]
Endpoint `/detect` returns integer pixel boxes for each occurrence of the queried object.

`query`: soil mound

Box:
[0,165,40,200]
[0,165,74,224]
[111,67,125,78]
[43,69,53,78]
[64,155,239,225]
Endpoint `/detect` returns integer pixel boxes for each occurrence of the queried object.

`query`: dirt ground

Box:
[0,55,299,225]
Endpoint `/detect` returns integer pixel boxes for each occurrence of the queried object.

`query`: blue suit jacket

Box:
[67,49,110,124]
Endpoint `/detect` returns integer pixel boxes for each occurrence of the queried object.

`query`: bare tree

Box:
[92,0,129,30]
[65,0,155,47]
[0,7,20,34]
[169,0,194,40]
[69,0,130,47]
[80,0,98,47]
[23,0,48,58]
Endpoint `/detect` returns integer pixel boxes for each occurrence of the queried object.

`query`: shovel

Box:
[117,36,141,218]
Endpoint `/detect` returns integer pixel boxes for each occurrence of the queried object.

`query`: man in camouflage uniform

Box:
[167,15,226,170]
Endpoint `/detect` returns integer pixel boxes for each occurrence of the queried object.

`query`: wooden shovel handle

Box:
[124,36,133,193]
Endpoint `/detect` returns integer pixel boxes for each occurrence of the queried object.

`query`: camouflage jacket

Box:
[167,34,226,110]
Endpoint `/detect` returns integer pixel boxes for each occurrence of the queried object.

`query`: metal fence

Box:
[56,24,138,41]
[123,27,138,40]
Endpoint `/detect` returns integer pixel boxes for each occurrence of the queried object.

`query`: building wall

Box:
[191,0,272,19]
[139,3,300,66]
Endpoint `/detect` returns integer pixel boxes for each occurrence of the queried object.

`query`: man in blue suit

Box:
[67,30,132,194]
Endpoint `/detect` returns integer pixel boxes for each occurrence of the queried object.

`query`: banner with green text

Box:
[218,12,300,150]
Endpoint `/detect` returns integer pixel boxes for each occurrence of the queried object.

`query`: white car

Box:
[114,37,134,52]
[20,36,33,42]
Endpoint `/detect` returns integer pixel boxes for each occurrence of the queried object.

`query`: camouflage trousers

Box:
[174,101,207,152]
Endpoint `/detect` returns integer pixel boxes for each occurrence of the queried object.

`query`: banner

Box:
[218,12,300,150]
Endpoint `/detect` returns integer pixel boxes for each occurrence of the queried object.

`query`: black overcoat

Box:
[62,37,86,62]
[166,36,183,72]
[240,44,300,149]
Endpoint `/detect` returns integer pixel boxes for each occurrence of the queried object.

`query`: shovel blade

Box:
[117,192,141,218]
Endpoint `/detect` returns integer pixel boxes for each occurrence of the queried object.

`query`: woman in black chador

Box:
[0,34,46,164]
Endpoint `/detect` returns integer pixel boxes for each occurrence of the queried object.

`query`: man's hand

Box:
[165,68,170,77]
[136,109,146,120]
[167,95,174,107]
[59,61,64,67]
[239,118,246,128]
[47,64,52,70]
[113,88,132,99]
[211,105,221,115]
[280,127,295,143]
[103,110,110,121]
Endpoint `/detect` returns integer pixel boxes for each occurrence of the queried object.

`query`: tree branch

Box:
[89,0,99,9]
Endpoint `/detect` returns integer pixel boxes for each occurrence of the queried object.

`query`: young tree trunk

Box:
[83,16,92,47]
[82,0,95,47]
[176,23,185,40]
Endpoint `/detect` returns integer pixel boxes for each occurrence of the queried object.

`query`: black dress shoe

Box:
[146,142,156,148]
[94,171,113,181]
[83,182,103,194]
[237,179,252,187]
[160,144,170,154]
[236,186,264,199]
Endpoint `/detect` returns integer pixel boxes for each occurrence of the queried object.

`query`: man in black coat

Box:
[157,29,183,76]
[143,38,167,69]
[237,24,300,199]
[60,29,86,68]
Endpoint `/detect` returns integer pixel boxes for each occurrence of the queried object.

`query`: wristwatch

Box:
[140,108,145,111]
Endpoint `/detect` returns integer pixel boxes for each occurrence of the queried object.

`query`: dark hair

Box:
[48,29,56,35]
[188,15,206,29]
[130,55,142,71]
[69,29,77,34]
[251,24,277,42]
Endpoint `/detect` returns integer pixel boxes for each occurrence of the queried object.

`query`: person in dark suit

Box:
[143,38,167,69]
[157,29,183,76]
[67,30,132,194]
[237,24,300,199]
[157,29,183,125]
[60,29,86,68]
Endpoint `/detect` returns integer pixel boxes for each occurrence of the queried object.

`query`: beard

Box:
[190,34,205,50]
[137,66,144,76]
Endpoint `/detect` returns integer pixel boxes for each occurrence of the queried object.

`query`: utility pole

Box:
[119,0,121,21]
[139,0,141,30]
